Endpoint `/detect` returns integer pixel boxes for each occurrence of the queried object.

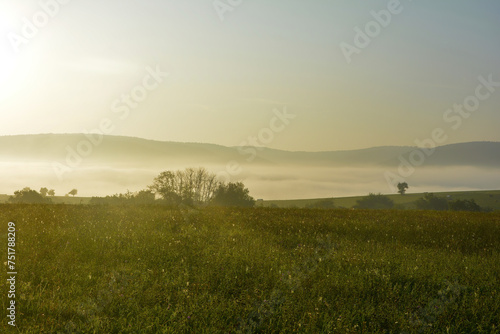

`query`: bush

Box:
[211,182,255,208]
[8,188,52,204]
[415,193,448,211]
[90,190,156,206]
[449,199,482,212]
[354,193,394,209]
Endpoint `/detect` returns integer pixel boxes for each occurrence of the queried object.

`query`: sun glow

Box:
[0,9,21,101]
[0,45,22,102]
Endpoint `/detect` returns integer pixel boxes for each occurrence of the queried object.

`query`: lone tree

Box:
[8,187,52,204]
[47,189,55,196]
[397,182,408,195]
[68,189,78,197]
[211,182,255,208]
[40,187,49,197]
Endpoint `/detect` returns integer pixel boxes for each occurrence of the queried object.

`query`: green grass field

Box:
[1,205,499,333]
[264,190,500,211]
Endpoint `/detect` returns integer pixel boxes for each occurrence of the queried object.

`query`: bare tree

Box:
[149,167,220,205]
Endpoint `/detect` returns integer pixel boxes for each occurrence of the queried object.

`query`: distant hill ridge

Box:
[0,134,499,168]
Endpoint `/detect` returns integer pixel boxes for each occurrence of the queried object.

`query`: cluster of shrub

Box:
[299,193,488,212]
[353,193,487,212]
[90,167,255,208]
[414,193,486,212]
[6,168,256,208]
[7,187,54,204]
[299,194,395,210]
[7,187,79,204]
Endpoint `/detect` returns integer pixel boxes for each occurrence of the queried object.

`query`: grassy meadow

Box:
[0,204,499,333]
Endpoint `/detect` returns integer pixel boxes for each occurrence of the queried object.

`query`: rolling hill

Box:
[0,134,499,199]
[0,134,499,168]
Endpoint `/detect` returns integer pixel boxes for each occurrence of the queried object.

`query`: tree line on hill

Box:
[330,193,487,212]
[414,193,486,212]
[287,193,488,212]
[350,182,488,212]
[357,193,487,211]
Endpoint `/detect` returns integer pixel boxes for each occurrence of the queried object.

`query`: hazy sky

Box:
[1,0,499,151]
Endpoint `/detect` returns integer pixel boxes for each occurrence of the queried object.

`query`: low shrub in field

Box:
[354,193,394,209]
[415,193,449,211]
[449,198,482,212]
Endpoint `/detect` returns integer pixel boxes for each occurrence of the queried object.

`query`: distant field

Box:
[0,195,91,205]
[2,190,500,211]
[263,190,500,211]
[0,205,498,333]
[50,196,92,205]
